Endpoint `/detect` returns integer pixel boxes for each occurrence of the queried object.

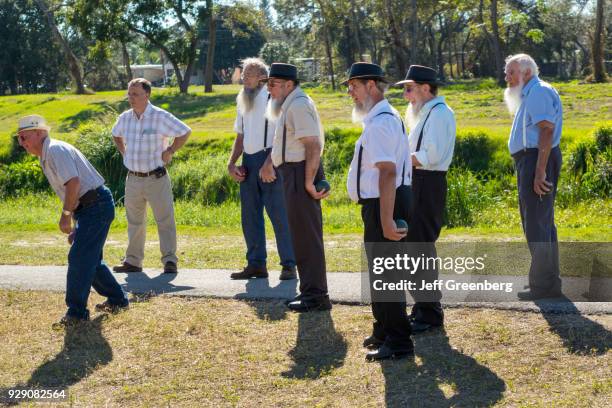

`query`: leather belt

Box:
[128,167,167,178]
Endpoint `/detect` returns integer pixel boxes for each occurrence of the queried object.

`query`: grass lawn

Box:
[0,290,610,407]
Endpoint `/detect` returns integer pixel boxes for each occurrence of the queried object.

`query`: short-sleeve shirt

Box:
[407,96,456,171]
[346,99,411,202]
[508,76,563,155]
[39,137,104,203]
[233,88,275,154]
[112,102,191,172]
[271,87,324,167]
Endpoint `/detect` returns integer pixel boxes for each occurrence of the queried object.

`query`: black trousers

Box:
[406,169,445,326]
[277,161,328,297]
[514,147,562,295]
[361,185,413,351]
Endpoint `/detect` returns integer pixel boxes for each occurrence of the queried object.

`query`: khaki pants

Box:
[124,173,177,267]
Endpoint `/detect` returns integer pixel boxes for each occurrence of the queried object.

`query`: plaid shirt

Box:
[112,102,191,172]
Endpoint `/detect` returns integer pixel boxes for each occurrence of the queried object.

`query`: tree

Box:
[34,0,87,93]
[591,0,607,82]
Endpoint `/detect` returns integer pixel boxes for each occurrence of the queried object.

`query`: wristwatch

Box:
[62,210,72,216]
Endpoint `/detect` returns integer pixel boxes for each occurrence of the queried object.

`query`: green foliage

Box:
[171,154,239,204]
[0,156,49,198]
[75,121,127,201]
[444,169,490,228]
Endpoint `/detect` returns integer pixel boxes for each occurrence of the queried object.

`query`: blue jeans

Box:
[66,186,128,319]
[240,150,295,269]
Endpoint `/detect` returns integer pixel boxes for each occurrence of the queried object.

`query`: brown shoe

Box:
[113,262,142,273]
[230,265,268,279]
[279,266,297,280]
[95,301,129,314]
[164,261,178,274]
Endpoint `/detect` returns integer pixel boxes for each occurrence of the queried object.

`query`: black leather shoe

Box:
[287,295,332,312]
[363,335,385,349]
[366,344,414,361]
[230,265,268,279]
[284,293,305,305]
[517,290,563,301]
[51,314,88,330]
[164,261,178,274]
[113,262,142,273]
[279,266,297,280]
[410,320,442,334]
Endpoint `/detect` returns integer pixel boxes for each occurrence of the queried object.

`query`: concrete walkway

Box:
[0,265,610,314]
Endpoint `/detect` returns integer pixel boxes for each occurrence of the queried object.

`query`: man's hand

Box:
[259,160,277,183]
[59,213,72,234]
[228,163,246,182]
[305,182,330,200]
[162,147,174,164]
[533,169,552,196]
[382,218,406,241]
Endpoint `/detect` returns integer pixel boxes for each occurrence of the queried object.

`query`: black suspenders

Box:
[281,95,309,164]
[241,93,272,152]
[415,102,444,152]
[356,111,408,201]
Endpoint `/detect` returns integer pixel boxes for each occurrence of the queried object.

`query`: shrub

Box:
[0,156,49,198]
[444,169,492,227]
[170,154,239,204]
[452,131,510,177]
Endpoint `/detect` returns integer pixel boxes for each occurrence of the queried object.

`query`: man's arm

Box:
[534,121,554,196]
[228,133,246,182]
[302,136,328,200]
[113,136,125,155]
[59,177,80,234]
[376,162,405,241]
[163,131,191,164]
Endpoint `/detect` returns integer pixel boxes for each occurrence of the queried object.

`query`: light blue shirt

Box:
[508,76,563,155]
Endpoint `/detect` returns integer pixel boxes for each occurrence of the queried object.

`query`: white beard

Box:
[404,102,423,130]
[265,97,283,121]
[236,85,262,114]
[504,80,524,116]
[351,97,375,123]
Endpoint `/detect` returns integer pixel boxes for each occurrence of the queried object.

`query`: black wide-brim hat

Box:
[395,65,445,86]
[341,62,388,85]
[262,63,299,81]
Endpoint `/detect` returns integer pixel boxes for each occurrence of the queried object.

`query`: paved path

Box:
[0,265,610,314]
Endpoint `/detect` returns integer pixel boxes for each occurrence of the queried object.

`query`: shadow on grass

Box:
[535,298,612,355]
[236,278,298,321]
[0,315,111,404]
[282,311,348,379]
[381,329,506,407]
[149,93,236,121]
[58,101,124,132]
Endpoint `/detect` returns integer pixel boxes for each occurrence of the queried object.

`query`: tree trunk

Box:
[385,0,406,77]
[349,0,363,60]
[317,0,336,90]
[34,0,87,94]
[410,0,418,64]
[121,40,133,84]
[591,0,606,82]
[204,0,216,93]
[436,16,446,81]
[489,0,505,86]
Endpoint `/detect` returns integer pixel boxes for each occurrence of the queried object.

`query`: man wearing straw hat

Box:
[396,65,455,333]
[16,114,128,328]
[260,63,331,312]
[346,62,414,360]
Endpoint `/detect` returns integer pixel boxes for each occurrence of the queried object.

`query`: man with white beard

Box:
[227,58,296,280]
[397,65,455,333]
[345,62,414,360]
[504,54,563,300]
[260,63,331,312]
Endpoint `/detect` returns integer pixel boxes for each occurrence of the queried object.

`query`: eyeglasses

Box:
[403,86,419,93]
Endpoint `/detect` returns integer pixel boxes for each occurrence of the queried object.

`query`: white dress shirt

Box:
[408,96,456,171]
[112,102,191,172]
[347,99,412,202]
[233,88,276,154]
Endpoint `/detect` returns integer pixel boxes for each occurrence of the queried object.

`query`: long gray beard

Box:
[404,102,423,130]
[265,97,283,121]
[351,97,375,123]
[504,81,524,116]
[237,85,262,113]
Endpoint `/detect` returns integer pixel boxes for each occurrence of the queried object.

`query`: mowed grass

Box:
[0,290,610,407]
[1,80,610,158]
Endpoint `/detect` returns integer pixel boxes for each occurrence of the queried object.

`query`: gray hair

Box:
[505,53,539,77]
[241,57,269,77]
